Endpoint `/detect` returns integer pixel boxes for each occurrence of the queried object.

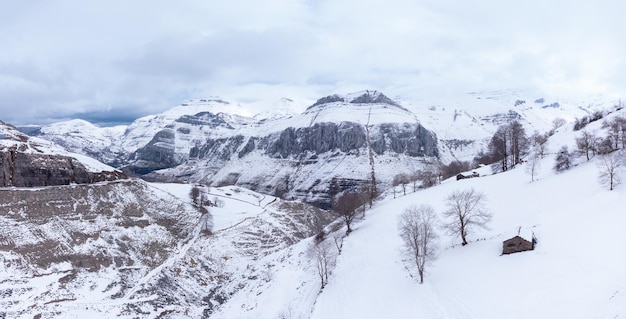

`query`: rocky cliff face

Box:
[0,121,126,187]
[143,91,440,208]
[0,150,125,187]
[19,91,440,206]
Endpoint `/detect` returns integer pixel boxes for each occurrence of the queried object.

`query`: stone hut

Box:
[502,235,535,255]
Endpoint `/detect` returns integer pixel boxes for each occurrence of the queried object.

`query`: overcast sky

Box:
[1,0,625,125]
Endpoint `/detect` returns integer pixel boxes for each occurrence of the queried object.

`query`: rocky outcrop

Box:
[175,112,235,129]
[307,90,405,110]
[0,149,125,187]
[371,123,438,157]
[0,120,126,187]
[266,122,367,158]
[187,121,437,162]
[126,129,177,175]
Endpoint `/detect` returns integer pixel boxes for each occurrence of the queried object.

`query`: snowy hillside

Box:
[304,156,626,319]
[211,107,626,318]
[0,179,333,318]
[403,90,617,163]
[38,119,127,165]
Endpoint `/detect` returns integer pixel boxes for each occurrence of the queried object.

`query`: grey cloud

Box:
[2,0,626,125]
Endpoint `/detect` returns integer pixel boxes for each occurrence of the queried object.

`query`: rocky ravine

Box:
[0,180,335,318]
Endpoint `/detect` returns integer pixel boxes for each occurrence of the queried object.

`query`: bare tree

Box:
[311,242,333,289]
[417,168,439,189]
[602,116,626,150]
[509,120,530,166]
[359,178,379,209]
[392,174,409,197]
[489,125,510,172]
[552,118,566,130]
[525,152,541,182]
[398,205,439,283]
[334,192,366,235]
[397,173,410,195]
[190,186,202,207]
[488,121,529,172]
[409,172,420,192]
[530,131,549,158]
[575,130,598,161]
[442,188,492,246]
[332,232,344,253]
[598,151,622,190]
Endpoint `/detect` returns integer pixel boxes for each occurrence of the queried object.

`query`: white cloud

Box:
[1,0,625,125]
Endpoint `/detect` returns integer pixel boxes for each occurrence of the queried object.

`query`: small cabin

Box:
[502,235,535,255]
[456,172,480,180]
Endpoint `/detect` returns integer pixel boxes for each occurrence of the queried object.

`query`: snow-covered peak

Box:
[161,98,248,119]
[40,119,126,138]
[280,90,418,129]
[252,98,303,121]
[307,90,404,111]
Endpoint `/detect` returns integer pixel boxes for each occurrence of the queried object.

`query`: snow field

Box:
[309,153,626,319]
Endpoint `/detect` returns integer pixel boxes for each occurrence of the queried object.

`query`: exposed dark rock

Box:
[126,129,177,174]
[175,112,234,129]
[267,122,367,158]
[0,149,126,187]
[0,180,195,271]
[371,123,438,157]
[308,94,345,109]
[349,91,405,109]
[238,137,256,158]
[194,135,246,161]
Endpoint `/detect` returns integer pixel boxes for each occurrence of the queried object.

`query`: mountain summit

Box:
[307,90,405,111]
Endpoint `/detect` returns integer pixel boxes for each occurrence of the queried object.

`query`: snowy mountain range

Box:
[23,90,615,207]
[2,89,625,318]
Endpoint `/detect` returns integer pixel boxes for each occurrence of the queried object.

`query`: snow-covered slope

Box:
[402,90,617,163]
[0,179,334,318]
[211,107,626,318]
[3,92,626,318]
[304,157,626,319]
[38,119,126,165]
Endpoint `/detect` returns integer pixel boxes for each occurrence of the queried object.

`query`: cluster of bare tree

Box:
[485,120,530,172]
[190,185,215,235]
[391,168,442,198]
[574,116,626,160]
[397,188,491,283]
[557,115,626,190]
[392,163,472,197]
[310,189,369,289]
